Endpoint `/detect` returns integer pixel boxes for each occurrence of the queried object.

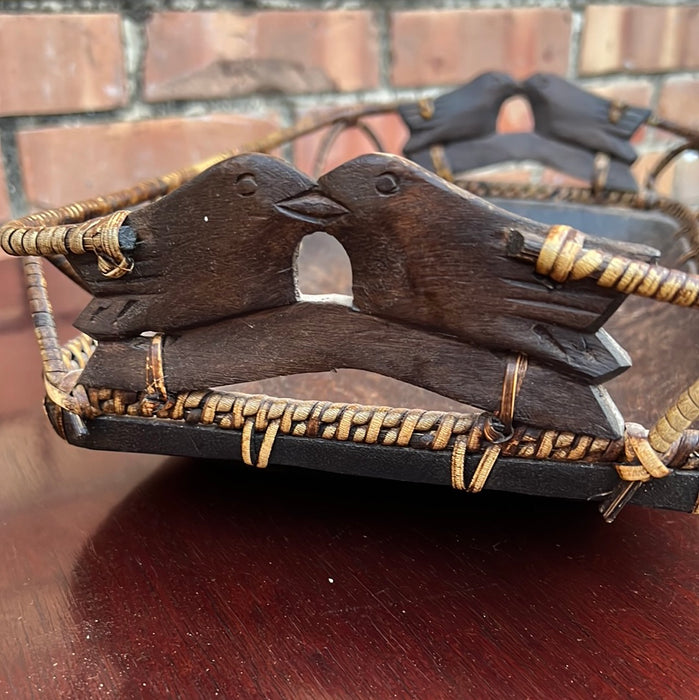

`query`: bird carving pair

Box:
[399,72,650,191]
[66,151,657,393]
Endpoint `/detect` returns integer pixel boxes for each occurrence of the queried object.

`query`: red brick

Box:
[144,11,379,102]
[588,80,654,109]
[630,149,699,207]
[670,151,699,207]
[659,77,699,130]
[391,9,571,88]
[293,113,409,176]
[17,113,278,208]
[1,131,89,321]
[0,253,88,333]
[579,5,699,76]
[631,152,674,196]
[42,263,91,323]
[0,14,127,117]
[0,325,43,420]
[496,96,535,134]
[0,257,27,331]
[0,144,16,314]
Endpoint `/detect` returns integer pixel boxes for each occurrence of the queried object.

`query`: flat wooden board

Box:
[80,301,625,438]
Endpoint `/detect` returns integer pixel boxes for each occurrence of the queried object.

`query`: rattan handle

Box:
[1,210,134,278]
[649,379,699,453]
[509,226,699,309]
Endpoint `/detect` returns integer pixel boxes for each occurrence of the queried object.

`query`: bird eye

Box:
[375,172,400,196]
[236,173,257,196]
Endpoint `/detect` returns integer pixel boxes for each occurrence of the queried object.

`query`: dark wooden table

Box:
[0,408,697,699]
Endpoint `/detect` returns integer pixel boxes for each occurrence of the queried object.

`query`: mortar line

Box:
[0,122,29,219]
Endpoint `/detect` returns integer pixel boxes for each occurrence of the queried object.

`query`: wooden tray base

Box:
[46,402,699,515]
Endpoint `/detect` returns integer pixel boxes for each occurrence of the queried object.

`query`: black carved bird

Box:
[522,73,649,164]
[313,153,657,383]
[400,72,647,192]
[71,153,348,339]
[399,71,518,154]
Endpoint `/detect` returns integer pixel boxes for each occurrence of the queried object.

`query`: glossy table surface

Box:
[0,408,697,699]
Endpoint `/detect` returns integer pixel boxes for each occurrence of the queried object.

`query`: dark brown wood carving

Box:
[69,152,660,440]
[408,133,639,191]
[79,302,624,439]
[316,153,653,383]
[70,154,339,338]
[399,72,650,190]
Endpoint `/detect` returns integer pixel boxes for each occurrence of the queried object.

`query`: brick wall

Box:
[1,1,698,416]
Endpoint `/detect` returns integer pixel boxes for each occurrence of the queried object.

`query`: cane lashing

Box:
[452,354,528,492]
[145,334,168,402]
[600,384,699,522]
[429,144,454,182]
[615,423,673,483]
[537,225,699,308]
[2,210,133,279]
[649,379,699,454]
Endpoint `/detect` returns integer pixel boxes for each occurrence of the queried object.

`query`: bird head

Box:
[238,153,350,227]
[213,152,329,216]
[316,152,497,236]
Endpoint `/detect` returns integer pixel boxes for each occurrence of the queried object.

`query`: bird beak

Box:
[275,190,349,226]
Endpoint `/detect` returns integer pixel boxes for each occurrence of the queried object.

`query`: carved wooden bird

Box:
[70,153,348,340]
[399,72,649,193]
[399,71,518,154]
[313,153,657,383]
[522,73,650,164]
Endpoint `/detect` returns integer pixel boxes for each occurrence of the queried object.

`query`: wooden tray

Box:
[2,73,698,521]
